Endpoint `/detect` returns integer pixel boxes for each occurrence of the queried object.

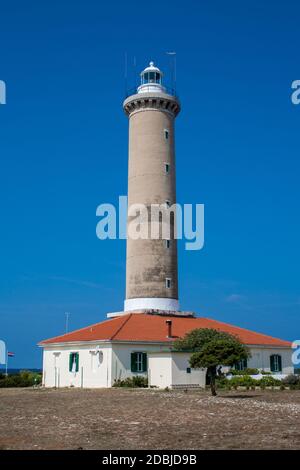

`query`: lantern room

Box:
[137,61,166,94]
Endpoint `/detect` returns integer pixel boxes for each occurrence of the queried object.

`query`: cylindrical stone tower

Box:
[123,62,180,312]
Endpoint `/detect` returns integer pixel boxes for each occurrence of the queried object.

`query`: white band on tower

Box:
[124,297,179,312]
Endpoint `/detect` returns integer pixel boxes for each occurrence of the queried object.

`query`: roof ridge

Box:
[201,316,290,343]
[110,313,132,340]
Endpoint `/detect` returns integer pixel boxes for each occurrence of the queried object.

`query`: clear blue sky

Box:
[1,0,299,368]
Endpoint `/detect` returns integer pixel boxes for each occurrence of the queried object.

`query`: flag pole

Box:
[5,350,8,376]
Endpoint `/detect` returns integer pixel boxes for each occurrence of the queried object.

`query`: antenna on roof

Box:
[65,312,71,334]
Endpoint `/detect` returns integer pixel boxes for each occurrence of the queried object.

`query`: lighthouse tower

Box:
[123,62,181,313]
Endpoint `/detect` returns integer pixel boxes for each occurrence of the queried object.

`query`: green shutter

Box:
[142,353,147,372]
[131,352,137,372]
[270,354,282,372]
[75,353,79,372]
[277,355,282,372]
[69,353,73,372]
[235,359,247,371]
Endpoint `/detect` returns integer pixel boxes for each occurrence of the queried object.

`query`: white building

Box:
[40,312,293,389]
[40,62,294,388]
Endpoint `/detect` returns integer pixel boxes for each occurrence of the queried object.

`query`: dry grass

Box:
[0,387,300,450]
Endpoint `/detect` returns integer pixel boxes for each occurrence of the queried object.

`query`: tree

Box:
[173,328,250,396]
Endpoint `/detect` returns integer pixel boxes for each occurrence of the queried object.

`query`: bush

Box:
[282,375,300,389]
[282,374,300,386]
[215,376,229,389]
[113,376,148,388]
[229,375,257,389]
[261,370,272,375]
[259,376,282,387]
[229,368,259,376]
[0,370,42,388]
[217,374,291,391]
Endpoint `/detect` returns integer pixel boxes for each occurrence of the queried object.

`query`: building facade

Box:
[40,313,293,388]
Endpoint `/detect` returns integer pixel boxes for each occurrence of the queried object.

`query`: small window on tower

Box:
[165,163,170,174]
[166,278,172,289]
[164,129,169,140]
[165,239,170,249]
[165,200,170,208]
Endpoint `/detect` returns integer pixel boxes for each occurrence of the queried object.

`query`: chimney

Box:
[166,320,172,338]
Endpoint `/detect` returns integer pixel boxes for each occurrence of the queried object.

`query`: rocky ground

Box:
[0,387,299,450]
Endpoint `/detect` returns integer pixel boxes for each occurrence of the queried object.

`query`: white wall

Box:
[148,347,294,389]
[171,353,206,388]
[42,343,112,388]
[148,354,173,389]
[248,347,293,374]
[111,343,169,384]
[42,343,294,389]
[43,342,170,388]
[148,352,206,389]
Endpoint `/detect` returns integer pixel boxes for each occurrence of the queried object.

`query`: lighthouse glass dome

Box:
[137,61,166,94]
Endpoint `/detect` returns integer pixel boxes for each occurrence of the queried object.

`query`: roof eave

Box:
[39,339,291,348]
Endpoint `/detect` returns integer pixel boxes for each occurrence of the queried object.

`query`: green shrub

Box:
[113,376,148,388]
[259,376,282,387]
[282,374,300,386]
[261,370,272,375]
[215,376,228,389]
[289,384,300,390]
[229,368,259,376]
[0,370,42,388]
[229,375,257,389]
[281,375,300,390]
[227,375,282,389]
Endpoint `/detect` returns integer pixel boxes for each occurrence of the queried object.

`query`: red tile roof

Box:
[39,313,291,347]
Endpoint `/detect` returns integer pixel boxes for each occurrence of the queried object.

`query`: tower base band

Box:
[124,297,179,312]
